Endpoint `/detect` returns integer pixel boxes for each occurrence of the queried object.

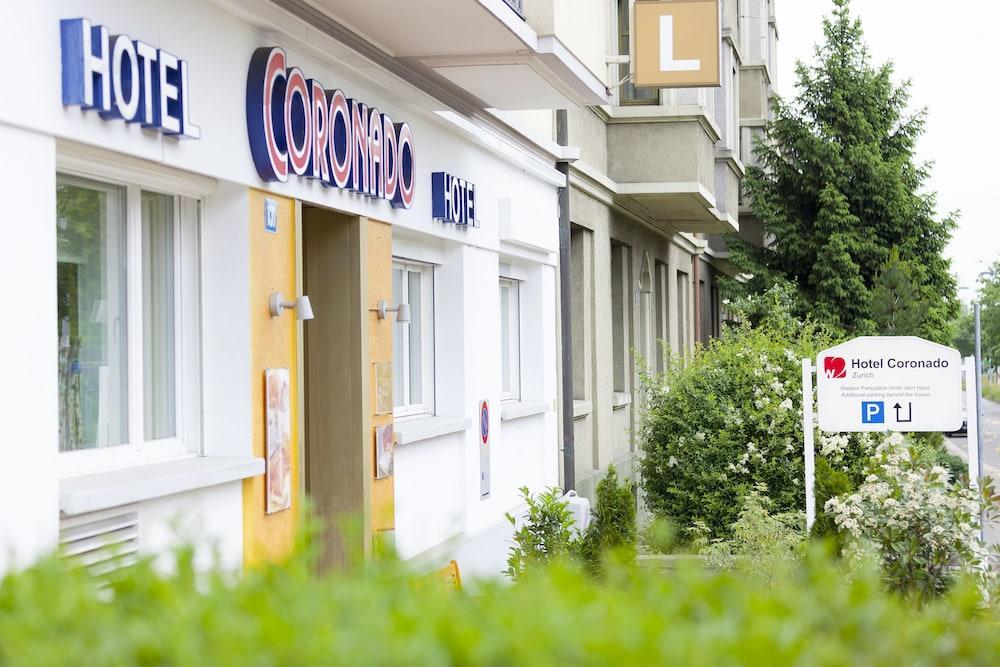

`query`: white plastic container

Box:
[562,490,591,536]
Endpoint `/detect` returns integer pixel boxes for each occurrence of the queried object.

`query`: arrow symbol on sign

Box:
[893,402,913,423]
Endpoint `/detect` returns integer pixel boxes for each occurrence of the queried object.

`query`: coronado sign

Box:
[245,47,415,209]
[815,336,962,433]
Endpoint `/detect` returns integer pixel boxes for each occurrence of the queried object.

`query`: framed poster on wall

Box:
[265,368,292,514]
[375,423,394,479]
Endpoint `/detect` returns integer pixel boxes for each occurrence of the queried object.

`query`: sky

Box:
[775,0,1000,300]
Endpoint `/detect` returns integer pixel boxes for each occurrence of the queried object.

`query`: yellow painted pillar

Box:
[244,190,300,566]
[368,220,395,538]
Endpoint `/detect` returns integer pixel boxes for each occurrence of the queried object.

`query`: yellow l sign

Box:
[633,0,721,88]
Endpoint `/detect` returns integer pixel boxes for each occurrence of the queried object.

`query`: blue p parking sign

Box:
[861,401,885,424]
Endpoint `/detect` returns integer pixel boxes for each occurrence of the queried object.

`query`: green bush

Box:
[504,487,576,580]
[579,465,636,574]
[639,316,835,540]
[698,486,805,586]
[826,433,999,602]
[1,544,998,665]
[983,377,1000,403]
[812,457,851,546]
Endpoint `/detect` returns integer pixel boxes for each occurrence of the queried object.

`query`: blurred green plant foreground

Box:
[1,540,998,666]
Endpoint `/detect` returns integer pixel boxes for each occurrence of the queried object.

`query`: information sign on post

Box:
[816,337,962,433]
[803,336,976,532]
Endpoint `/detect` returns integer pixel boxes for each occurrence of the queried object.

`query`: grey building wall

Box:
[563,0,779,502]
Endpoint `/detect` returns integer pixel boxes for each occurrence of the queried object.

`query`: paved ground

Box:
[945,397,1000,556]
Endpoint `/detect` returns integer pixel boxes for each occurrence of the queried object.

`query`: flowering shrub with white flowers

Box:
[826,433,999,601]
[639,317,836,540]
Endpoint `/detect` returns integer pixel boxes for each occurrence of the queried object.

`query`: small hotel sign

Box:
[60,18,200,138]
[633,0,721,88]
[432,172,477,227]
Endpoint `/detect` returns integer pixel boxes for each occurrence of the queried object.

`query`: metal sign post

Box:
[802,359,816,531]
[964,356,982,489]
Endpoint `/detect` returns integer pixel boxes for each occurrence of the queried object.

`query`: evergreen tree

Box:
[870,248,927,336]
[730,0,958,343]
[976,259,1000,367]
[951,304,974,359]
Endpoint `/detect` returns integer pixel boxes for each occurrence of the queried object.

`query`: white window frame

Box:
[56,167,201,477]
[499,277,521,401]
[392,258,435,418]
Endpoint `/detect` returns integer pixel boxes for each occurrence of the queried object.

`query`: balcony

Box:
[297,0,609,109]
[603,108,737,234]
[739,66,771,122]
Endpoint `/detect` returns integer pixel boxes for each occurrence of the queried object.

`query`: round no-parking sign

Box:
[480,400,490,444]
[479,400,490,498]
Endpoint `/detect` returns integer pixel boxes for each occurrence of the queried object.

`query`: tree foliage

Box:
[730,0,957,343]
[578,465,637,575]
[953,258,1000,367]
[871,248,928,336]
[639,310,836,540]
[977,259,1000,367]
[2,544,1000,665]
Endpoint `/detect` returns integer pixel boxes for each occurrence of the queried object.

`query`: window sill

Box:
[394,415,471,445]
[500,400,550,421]
[612,392,632,410]
[60,455,264,516]
[573,400,593,419]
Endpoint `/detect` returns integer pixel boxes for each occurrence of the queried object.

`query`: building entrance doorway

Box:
[301,205,370,569]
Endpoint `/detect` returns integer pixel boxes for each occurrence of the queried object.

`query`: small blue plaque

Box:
[264,198,277,233]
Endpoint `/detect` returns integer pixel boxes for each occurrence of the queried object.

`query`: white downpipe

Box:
[802,359,816,531]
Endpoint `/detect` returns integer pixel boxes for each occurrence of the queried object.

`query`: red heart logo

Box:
[823,356,847,379]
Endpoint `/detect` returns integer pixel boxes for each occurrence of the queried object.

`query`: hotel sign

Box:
[432,172,477,227]
[816,337,963,433]
[246,47,415,209]
[633,0,721,88]
[60,18,200,138]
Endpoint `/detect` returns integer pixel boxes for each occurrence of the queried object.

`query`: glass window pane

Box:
[392,267,405,406]
[142,191,176,440]
[618,0,658,104]
[500,284,511,394]
[407,270,422,404]
[57,177,127,451]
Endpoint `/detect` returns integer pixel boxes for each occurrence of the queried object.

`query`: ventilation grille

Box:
[59,507,140,578]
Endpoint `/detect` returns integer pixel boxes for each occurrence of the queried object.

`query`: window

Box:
[57,173,197,466]
[392,259,434,416]
[570,225,592,401]
[617,0,658,105]
[711,285,721,338]
[699,279,709,344]
[610,241,632,393]
[499,278,521,401]
[676,270,689,357]
[655,261,669,374]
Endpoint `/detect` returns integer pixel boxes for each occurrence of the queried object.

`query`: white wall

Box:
[200,182,252,459]
[0,125,60,570]
[139,482,244,572]
[392,244,559,564]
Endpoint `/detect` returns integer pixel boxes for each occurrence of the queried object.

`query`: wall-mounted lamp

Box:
[269,292,314,321]
[371,299,410,323]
